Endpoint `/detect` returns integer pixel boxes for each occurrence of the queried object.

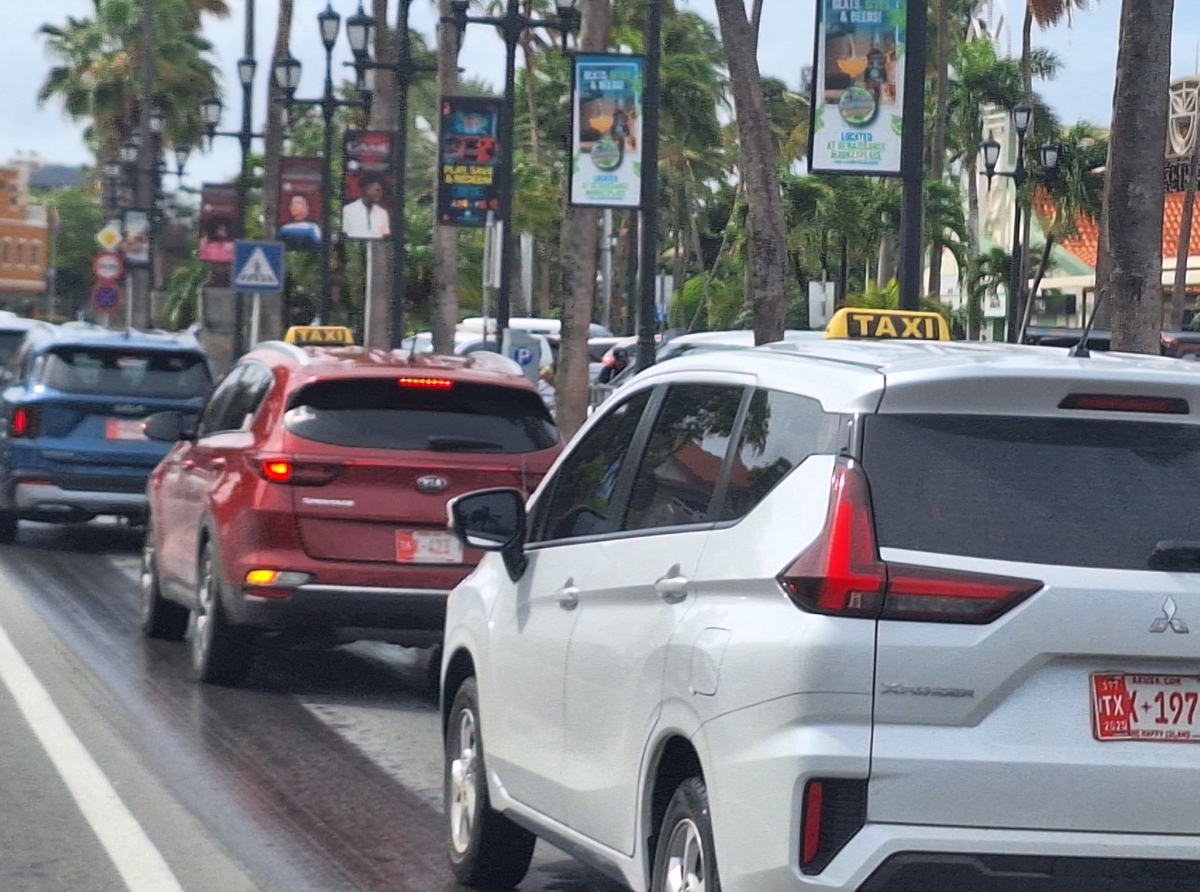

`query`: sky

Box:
[5,0,1200,192]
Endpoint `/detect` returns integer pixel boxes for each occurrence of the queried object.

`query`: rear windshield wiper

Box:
[427,436,505,453]
[1149,541,1200,572]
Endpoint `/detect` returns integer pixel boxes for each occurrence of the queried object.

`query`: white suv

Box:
[442,325,1200,892]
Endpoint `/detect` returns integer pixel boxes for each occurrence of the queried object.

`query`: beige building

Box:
[0,167,48,301]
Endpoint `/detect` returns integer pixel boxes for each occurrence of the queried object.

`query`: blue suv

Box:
[0,325,212,542]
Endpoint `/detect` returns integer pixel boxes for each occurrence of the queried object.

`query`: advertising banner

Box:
[121,210,151,267]
[570,54,645,208]
[809,0,907,176]
[278,157,324,252]
[437,96,502,228]
[341,130,395,241]
[198,183,239,264]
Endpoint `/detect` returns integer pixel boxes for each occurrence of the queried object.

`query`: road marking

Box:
[0,621,184,892]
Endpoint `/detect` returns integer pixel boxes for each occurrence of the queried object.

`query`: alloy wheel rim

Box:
[192,555,214,672]
[448,708,478,855]
[663,817,706,892]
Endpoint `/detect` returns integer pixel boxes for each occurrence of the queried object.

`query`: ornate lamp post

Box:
[446,0,581,344]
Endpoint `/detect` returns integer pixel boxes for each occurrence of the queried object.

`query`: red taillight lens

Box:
[800,778,867,875]
[253,457,340,486]
[779,460,1042,624]
[9,406,39,439]
[398,376,454,389]
[802,781,824,868]
[1059,393,1189,414]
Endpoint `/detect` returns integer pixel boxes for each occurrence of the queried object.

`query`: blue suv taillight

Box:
[9,406,40,439]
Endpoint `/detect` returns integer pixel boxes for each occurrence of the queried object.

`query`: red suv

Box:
[139,343,562,685]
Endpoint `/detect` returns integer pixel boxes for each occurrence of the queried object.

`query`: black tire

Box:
[651,777,722,892]
[140,520,189,641]
[192,541,257,686]
[444,677,536,889]
[0,511,18,545]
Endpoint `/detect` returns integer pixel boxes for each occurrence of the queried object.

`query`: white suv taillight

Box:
[778,460,1042,624]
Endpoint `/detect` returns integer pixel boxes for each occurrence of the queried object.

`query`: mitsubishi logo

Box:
[1150,597,1190,634]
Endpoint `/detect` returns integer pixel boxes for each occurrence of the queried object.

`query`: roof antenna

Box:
[1069,288,1104,358]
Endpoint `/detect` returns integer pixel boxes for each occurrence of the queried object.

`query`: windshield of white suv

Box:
[863,414,1200,571]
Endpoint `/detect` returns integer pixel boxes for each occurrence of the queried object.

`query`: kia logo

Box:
[417,475,449,493]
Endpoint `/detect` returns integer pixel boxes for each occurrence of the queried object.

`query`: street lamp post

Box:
[446,0,581,346]
[200,0,262,358]
[981,103,1040,343]
[347,2,438,348]
[637,0,663,371]
[278,4,369,324]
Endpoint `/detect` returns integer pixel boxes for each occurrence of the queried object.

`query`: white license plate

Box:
[1092,673,1200,742]
[106,418,147,441]
[395,530,463,564]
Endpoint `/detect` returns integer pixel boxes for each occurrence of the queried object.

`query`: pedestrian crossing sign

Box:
[233,240,286,294]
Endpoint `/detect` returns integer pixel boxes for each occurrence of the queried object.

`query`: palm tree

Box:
[432,0,463,355]
[712,0,789,346]
[1100,0,1174,353]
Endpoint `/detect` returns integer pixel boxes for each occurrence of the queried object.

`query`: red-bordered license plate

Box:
[395,530,463,564]
[106,418,147,441]
[1092,673,1200,742]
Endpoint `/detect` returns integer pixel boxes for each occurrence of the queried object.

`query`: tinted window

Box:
[864,414,1200,570]
[284,379,558,454]
[624,385,745,531]
[534,391,651,542]
[41,348,211,399]
[721,390,846,521]
[222,363,273,432]
[196,366,247,438]
[0,331,27,367]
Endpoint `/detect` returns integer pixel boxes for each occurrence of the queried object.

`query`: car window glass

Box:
[224,362,273,432]
[623,384,745,532]
[533,390,651,542]
[197,366,246,438]
[40,348,211,399]
[721,390,847,521]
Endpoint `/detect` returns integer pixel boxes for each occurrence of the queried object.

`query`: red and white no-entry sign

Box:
[92,251,125,282]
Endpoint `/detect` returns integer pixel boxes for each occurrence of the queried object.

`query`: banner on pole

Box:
[569,54,645,209]
[437,96,502,228]
[342,131,395,241]
[198,184,239,265]
[808,0,907,176]
[121,210,151,267]
[278,158,324,252]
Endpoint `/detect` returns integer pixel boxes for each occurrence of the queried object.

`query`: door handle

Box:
[180,460,196,471]
[655,565,690,603]
[557,583,580,611]
[210,457,226,469]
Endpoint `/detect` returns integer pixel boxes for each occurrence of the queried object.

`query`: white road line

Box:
[0,621,184,892]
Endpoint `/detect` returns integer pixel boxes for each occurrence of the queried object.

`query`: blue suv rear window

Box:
[41,348,212,399]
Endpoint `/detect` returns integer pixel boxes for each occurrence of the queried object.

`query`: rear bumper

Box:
[231,583,448,639]
[13,482,148,518]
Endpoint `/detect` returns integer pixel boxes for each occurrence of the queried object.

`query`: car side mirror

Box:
[144,411,195,443]
[450,488,528,581]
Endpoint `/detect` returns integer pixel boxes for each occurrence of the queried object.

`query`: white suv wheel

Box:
[449,708,479,855]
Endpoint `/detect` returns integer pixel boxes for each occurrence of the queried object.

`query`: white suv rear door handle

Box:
[557,583,580,611]
[655,567,690,604]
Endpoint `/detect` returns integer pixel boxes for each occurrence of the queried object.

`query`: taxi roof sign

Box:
[825,308,950,342]
[284,325,356,347]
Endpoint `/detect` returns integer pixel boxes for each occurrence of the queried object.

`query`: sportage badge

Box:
[1150,597,1190,633]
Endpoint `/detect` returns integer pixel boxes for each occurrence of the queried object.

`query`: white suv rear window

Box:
[864,414,1200,570]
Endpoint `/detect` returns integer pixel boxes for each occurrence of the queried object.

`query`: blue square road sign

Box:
[233,240,286,295]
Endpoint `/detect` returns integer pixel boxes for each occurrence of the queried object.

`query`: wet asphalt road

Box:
[0,521,625,892]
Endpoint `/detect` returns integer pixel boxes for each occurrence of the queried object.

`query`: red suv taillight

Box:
[252,457,341,486]
[8,406,40,439]
[778,460,1042,624]
[800,778,867,874]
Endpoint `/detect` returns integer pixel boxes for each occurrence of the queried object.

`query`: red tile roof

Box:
[1042,192,1200,271]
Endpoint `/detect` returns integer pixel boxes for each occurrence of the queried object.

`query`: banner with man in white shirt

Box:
[341,131,395,241]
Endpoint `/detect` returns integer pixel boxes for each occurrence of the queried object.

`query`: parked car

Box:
[0,325,212,542]
[140,342,563,686]
[0,311,55,368]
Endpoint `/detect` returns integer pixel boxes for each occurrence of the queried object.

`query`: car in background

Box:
[1024,327,1200,358]
[140,342,563,686]
[0,326,211,543]
[0,312,55,369]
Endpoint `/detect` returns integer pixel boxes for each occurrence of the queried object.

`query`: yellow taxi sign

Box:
[825,308,950,342]
[284,325,356,347]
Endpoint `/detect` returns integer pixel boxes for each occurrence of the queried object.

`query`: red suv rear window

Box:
[285,378,558,454]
